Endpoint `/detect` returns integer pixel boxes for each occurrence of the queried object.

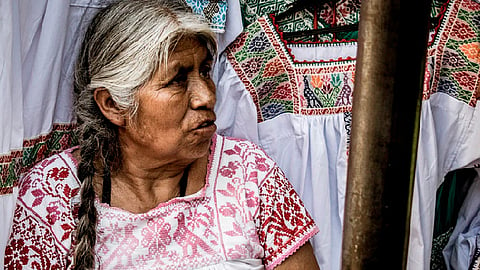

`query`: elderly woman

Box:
[4,1,319,269]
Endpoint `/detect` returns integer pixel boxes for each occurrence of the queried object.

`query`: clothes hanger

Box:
[275,0,359,40]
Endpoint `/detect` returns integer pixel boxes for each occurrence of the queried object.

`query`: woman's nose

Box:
[189,77,216,110]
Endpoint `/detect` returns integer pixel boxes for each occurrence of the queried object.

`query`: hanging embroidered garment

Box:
[239,0,361,42]
[0,0,117,265]
[215,1,480,270]
[184,0,229,33]
[215,14,357,270]
[442,169,480,270]
[429,169,477,270]
[408,0,480,269]
[4,134,318,269]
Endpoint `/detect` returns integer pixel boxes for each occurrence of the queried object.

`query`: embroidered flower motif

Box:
[226,244,254,259]
[270,83,292,101]
[255,156,270,172]
[310,75,323,89]
[437,78,459,98]
[451,20,476,40]
[321,82,334,95]
[219,202,239,217]
[245,188,259,208]
[262,58,284,78]
[219,161,239,177]
[257,81,277,100]
[141,218,172,254]
[441,49,467,68]
[261,102,285,120]
[5,239,30,266]
[47,167,69,181]
[46,202,61,225]
[463,0,480,10]
[247,32,270,53]
[241,57,263,78]
[459,42,480,64]
[452,71,477,92]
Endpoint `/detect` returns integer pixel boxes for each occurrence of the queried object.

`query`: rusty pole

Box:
[341,0,432,269]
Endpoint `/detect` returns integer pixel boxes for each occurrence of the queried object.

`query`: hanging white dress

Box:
[442,169,480,270]
[408,0,480,269]
[214,1,480,269]
[215,14,357,270]
[0,0,113,264]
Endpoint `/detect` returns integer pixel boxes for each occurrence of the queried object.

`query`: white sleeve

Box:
[214,53,260,145]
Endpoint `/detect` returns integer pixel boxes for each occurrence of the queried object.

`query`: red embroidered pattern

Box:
[0,123,77,194]
[4,135,318,269]
[424,0,480,106]
[226,16,356,123]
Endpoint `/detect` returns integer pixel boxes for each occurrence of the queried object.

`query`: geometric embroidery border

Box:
[0,123,78,194]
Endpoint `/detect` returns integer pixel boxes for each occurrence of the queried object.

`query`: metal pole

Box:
[341,0,432,269]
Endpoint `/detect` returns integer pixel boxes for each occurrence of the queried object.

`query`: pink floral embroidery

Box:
[141,218,172,254]
[219,161,239,177]
[5,136,317,269]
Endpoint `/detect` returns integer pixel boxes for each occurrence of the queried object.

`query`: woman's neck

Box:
[94,154,209,213]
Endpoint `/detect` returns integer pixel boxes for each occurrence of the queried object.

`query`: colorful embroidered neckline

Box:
[226,17,356,122]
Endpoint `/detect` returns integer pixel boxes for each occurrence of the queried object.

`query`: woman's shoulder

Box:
[17,146,81,203]
[216,134,266,156]
[214,134,277,180]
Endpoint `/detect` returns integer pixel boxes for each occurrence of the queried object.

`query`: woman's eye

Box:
[200,66,212,78]
[170,72,187,85]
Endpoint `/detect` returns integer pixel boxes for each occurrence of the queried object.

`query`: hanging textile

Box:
[408,0,480,269]
[183,0,229,33]
[0,0,117,265]
[239,0,360,42]
[214,1,480,270]
[215,14,357,270]
[430,169,477,270]
[442,169,480,270]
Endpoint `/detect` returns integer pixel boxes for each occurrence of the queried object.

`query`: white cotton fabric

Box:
[0,0,111,265]
[0,188,18,267]
[286,43,358,62]
[215,19,480,270]
[196,259,264,269]
[442,169,480,270]
[407,91,480,270]
[215,41,356,270]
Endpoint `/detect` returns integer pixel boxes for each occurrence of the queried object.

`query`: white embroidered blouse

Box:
[4,134,318,269]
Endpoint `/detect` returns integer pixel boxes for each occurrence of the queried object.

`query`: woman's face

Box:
[121,37,216,165]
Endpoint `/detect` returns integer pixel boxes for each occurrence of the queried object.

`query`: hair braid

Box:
[71,1,217,268]
[73,146,97,269]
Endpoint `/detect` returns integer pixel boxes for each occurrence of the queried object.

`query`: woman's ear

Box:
[93,88,126,126]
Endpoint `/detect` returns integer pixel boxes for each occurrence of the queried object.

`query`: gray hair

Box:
[75,0,217,116]
[72,1,217,269]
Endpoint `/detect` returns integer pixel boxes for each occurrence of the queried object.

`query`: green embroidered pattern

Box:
[0,124,78,194]
[226,17,356,123]
[424,0,480,106]
[240,0,360,42]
